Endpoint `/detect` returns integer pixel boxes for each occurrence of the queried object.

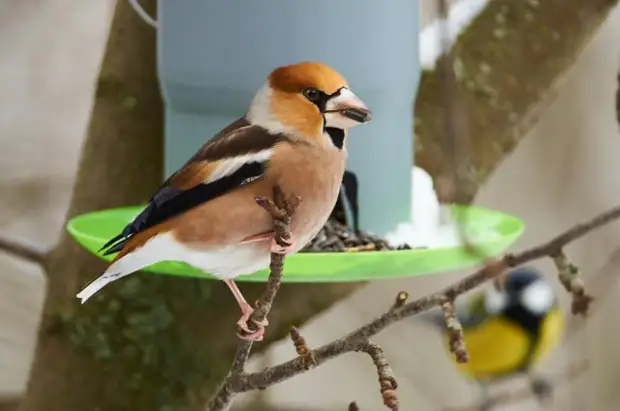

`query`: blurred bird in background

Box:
[75,61,372,341]
[418,266,564,410]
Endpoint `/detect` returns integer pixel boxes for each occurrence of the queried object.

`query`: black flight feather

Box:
[99,161,266,255]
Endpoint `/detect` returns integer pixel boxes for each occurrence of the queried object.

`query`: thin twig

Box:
[616,68,620,130]
[0,234,47,266]
[566,246,620,335]
[435,0,472,207]
[224,203,620,393]
[552,251,593,315]
[434,0,497,287]
[356,341,399,411]
[289,326,316,370]
[390,291,409,311]
[441,361,589,411]
[438,297,468,363]
[204,186,301,411]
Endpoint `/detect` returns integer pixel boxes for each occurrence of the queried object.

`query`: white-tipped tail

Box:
[76,253,152,303]
[76,233,175,303]
[76,267,130,303]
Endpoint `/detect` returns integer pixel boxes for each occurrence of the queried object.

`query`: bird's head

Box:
[483,267,556,317]
[248,61,372,143]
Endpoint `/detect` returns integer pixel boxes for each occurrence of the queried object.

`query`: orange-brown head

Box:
[247,61,372,142]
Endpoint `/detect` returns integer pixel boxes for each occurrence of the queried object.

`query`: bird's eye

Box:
[302,88,321,102]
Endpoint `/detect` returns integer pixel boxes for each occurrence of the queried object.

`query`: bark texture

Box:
[416,0,618,203]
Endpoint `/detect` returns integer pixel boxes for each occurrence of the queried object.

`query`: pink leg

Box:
[271,236,297,254]
[224,279,268,341]
[241,231,297,255]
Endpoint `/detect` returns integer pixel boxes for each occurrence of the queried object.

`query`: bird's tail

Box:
[75,251,155,303]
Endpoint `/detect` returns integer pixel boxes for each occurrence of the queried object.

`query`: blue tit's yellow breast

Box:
[443,308,564,380]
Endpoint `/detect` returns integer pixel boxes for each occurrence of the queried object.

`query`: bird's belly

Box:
[182,241,272,279]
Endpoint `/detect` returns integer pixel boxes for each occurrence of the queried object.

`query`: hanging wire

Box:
[127,0,158,28]
[433,0,488,266]
[402,2,480,409]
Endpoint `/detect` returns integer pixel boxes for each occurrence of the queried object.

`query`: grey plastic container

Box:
[157,0,420,236]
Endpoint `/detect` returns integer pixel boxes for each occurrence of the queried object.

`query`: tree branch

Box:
[355,341,399,411]
[215,203,619,401]
[289,326,316,370]
[616,67,620,130]
[0,234,47,266]
[205,186,301,411]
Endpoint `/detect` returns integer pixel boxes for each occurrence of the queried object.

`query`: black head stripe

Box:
[311,87,345,113]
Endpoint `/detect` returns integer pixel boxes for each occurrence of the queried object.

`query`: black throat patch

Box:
[324,127,345,149]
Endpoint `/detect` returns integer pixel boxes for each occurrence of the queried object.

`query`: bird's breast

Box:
[269,144,346,249]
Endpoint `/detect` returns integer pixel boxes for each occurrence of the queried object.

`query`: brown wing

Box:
[100,117,290,257]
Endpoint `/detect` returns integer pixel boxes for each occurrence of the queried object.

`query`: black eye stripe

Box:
[302,86,345,113]
[330,87,344,98]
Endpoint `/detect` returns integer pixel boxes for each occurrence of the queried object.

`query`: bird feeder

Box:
[157,0,418,236]
[66,0,526,282]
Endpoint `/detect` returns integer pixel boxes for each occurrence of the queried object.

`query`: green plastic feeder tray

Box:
[66,205,525,283]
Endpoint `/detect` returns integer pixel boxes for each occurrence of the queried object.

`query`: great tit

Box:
[419,266,564,409]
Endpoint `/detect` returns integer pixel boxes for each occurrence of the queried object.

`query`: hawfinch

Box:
[76,61,372,341]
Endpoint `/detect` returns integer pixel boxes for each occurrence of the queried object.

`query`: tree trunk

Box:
[415,0,618,203]
[19,2,359,411]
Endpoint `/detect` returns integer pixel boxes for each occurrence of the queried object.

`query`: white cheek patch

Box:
[521,281,554,314]
[247,83,294,135]
[484,285,507,314]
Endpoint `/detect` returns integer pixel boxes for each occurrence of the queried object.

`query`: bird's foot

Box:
[236,302,268,341]
[271,235,296,254]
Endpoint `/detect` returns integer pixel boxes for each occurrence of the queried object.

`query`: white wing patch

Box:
[204,149,274,184]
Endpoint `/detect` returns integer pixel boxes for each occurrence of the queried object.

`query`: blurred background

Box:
[2,1,620,411]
